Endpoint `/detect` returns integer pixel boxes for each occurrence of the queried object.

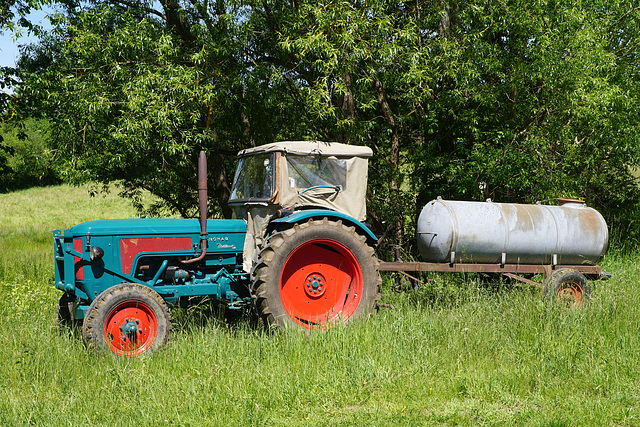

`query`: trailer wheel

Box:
[82,283,171,357]
[252,218,381,329]
[543,268,591,308]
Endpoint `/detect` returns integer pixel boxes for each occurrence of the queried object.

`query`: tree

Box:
[4,0,640,247]
[415,0,640,240]
[11,1,309,217]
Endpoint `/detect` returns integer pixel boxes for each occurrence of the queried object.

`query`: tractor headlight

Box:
[90,246,104,261]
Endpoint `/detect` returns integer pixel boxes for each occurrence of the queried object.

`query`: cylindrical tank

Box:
[417,198,608,265]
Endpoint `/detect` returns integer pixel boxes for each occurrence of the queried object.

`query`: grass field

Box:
[1,185,639,426]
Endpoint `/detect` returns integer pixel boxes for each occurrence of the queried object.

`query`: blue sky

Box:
[0,33,27,67]
[0,8,51,68]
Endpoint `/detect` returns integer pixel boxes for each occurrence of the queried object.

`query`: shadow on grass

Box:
[170,297,261,333]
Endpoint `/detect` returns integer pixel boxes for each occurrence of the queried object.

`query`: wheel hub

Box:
[304,273,327,297]
[279,238,364,328]
[558,284,583,306]
[120,318,141,341]
[104,301,157,356]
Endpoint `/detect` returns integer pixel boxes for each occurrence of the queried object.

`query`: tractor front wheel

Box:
[55,293,77,328]
[82,283,171,357]
[252,218,381,329]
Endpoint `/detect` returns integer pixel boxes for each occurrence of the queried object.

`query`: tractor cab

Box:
[227,141,373,269]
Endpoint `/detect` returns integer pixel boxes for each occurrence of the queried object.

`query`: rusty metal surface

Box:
[182,151,209,265]
[378,261,602,276]
[502,273,544,287]
[197,150,208,236]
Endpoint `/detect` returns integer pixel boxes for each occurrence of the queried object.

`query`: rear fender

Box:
[269,209,378,244]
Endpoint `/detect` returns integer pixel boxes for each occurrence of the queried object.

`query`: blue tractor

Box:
[54,141,382,356]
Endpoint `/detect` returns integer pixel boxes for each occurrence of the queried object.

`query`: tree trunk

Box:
[212,150,232,218]
[160,0,197,46]
[374,78,404,248]
[339,72,356,144]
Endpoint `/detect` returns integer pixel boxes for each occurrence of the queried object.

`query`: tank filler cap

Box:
[557,198,586,207]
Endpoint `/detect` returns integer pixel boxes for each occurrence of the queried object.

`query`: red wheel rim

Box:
[280,239,363,328]
[103,301,158,356]
[557,282,584,307]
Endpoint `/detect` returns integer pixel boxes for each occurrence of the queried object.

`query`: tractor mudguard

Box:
[270,209,378,244]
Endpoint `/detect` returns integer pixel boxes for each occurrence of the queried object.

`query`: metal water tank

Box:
[416,198,608,265]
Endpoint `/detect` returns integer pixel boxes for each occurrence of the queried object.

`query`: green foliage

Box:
[0,138,12,187]
[0,118,60,192]
[10,3,306,217]
[3,0,640,245]
[271,0,640,247]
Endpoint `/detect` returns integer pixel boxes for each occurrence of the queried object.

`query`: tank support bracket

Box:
[502,273,543,287]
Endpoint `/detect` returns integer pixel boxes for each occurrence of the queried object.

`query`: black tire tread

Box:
[82,283,171,356]
[54,293,76,329]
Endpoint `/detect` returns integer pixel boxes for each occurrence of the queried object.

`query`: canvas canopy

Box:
[238,140,373,158]
[231,141,371,221]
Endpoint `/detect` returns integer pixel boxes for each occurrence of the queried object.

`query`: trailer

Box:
[381,197,608,306]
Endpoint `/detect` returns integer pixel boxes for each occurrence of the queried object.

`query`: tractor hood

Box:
[63,218,246,238]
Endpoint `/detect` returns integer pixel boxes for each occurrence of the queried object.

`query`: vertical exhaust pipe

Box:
[196,150,208,238]
[182,150,208,265]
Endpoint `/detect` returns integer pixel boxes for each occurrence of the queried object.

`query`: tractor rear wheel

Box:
[251,218,381,329]
[82,283,171,357]
[543,268,591,308]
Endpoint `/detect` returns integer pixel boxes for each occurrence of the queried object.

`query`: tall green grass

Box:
[1,184,639,426]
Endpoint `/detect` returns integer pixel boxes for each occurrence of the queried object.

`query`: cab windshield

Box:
[230,153,275,201]
[287,155,347,190]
